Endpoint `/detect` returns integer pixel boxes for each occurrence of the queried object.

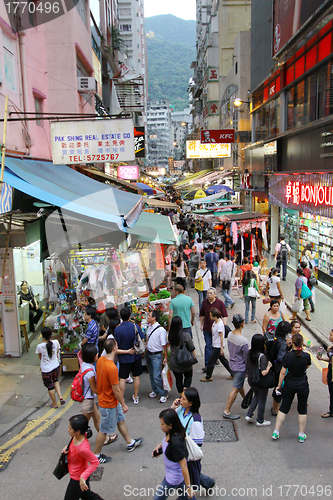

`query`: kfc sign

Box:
[201,130,235,144]
[117,165,139,180]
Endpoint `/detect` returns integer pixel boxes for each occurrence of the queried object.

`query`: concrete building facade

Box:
[146,100,172,167]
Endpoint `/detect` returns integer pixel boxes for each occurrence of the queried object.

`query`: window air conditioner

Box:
[77,77,96,92]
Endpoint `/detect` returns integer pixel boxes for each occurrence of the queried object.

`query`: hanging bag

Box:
[241,388,254,409]
[301,282,312,300]
[184,417,203,462]
[53,439,73,480]
[247,279,260,299]
[133,323,146,355]
[308,273,318,287]
[176,341,198,368]
[195,269,208,291]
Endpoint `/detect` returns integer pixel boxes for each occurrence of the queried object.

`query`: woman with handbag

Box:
[171,388,215,494]
[265,268,284,303]
[168,316,197,394]
[245,334,274,427]
[62,414,103,500]
[242,270,260,324]
[272,333,311,443]
[317,329,333,418]
[262,299,285,338]
[291,268,311,321]
[152,408,195,500]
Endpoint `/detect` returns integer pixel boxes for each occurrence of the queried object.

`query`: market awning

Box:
[79,166,144,194]
[128,211,178,245]
[174,170,212,187]
[144,198,179,209]
[3,157,143,228]
[184,190,235,205]
[192,170,231,186]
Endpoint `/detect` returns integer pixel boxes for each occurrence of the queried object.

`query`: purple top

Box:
[227,332,249,372]
[85,320,99,347]
[162,437,183,485]
[295,277,303,298]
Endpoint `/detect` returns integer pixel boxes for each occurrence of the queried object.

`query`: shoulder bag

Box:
[185,416,203,462]
[301,282,312,299]
[133,323,146,355]
[53,438,73,480]
[308,273,318,287]
[247,279,260,298]
[195,269,208,291]
[176,340,198,368]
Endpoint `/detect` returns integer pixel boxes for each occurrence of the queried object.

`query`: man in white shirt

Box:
[196,238,204,255]
[145,310,168,403]
[195,260,212,312]
[274,235,291,281]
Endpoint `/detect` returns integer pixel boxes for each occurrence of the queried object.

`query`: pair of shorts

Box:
[80,398,95,414]
[99,403,125,434]
[42,366,60,390]
[303,298,310,311]
[119,357,143,379]
[232,371,246,389]
[269,294,281,300]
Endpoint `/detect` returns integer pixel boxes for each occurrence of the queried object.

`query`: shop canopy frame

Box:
[173,170,212,188]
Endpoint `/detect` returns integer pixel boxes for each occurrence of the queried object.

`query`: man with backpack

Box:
[274,235,291,281]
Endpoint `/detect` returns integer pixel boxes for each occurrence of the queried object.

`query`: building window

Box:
[287,87,295,131]
[34,97,43,126]
[3,34,16,93]
[28,1,37,27]
[317,63,331,120]
[75,0,88,29]
[120,24,131,32]
[295,80,305,127]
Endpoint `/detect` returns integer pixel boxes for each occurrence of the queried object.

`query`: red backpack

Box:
[71,367,94,402]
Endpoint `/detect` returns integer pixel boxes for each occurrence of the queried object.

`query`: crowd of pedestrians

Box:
[49,214,330,499]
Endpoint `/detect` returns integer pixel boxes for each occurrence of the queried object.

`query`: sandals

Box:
[59,398,66,406]
[50,404,58,409]
[104,433,118,445]
[321,412,333,418]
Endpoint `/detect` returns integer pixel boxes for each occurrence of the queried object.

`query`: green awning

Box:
[128,211,178,245]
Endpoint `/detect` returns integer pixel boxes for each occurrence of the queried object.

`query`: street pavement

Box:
[0,263,332,499]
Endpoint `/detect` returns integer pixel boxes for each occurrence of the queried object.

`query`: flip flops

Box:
[50,404,58,409]
[59,398,66,405]
[104,433,118,445]
[321,412,333,418]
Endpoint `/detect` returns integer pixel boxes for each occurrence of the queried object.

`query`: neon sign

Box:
[285,181,333,207]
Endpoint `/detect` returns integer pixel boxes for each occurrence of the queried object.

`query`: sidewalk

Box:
[264,254,332,347]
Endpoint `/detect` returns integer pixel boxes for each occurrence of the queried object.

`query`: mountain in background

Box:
[145,15,196,111]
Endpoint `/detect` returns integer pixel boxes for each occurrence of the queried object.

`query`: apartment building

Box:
[146,100,172,167]
[171,109,192,160]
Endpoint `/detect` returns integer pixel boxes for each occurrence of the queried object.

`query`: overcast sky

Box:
[144,0,196,21]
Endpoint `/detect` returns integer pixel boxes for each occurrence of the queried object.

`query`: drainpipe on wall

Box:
[18,31,32,155]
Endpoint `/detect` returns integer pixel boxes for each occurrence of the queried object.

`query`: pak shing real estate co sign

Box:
[51,119,135,164]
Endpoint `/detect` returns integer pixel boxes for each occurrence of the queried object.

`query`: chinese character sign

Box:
[51,119,135,164]
[285,180,333,207]
[186,140,231,159]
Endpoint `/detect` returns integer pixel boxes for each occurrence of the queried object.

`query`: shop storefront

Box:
[270,173,333,287]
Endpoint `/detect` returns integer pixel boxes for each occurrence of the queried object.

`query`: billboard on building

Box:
[201,130,235,144]
[186,141,231,159]
[51,119,135,164]
[117,166,139,180]
[273,0,329,57]
[134,127,145,158]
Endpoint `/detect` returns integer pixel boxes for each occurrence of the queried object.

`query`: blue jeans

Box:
[197,290,207,312]
[183,326,192,338]
[221,287,234,307]
[154,477,194,500]
[146,351,167,396]
[203,331,213,367]
[244,296,256,323]
[276,260,287,279]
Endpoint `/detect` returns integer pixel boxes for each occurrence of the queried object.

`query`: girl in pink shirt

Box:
[63,415,103,500]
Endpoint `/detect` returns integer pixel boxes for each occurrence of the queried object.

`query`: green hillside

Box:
[145,16,196,111]
[145,14,196,50]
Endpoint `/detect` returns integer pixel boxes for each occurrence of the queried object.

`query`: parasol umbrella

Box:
[185,189,207,200]
[205,185,235,196]
[135,182,154,195]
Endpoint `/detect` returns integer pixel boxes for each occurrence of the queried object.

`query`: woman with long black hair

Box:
[36,326,64,408]
[245,334,273,426]
[175,251,188,290]
[168,316,196,394]
[272,333,311,443]
[152,408,194,500]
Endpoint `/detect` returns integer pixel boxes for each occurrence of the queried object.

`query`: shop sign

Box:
[51,119,135,164]
[168,157,174,171]
[264,141,277,155]
[269,173,333,218]
[134,127,145,158]
[201,129,234,144]
[155,244,164,270]
[208,68,218,82]
[240,173,252,190]
[117,165,139,181]
[186,140,231,159]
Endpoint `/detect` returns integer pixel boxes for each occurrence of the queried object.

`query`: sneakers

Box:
[272,431,280,440]
[256,420,271,427]
[98,453,112,464]
[149,391,157,398]
[127,437,143,452]
[223,412,240,420]
[200,377,213,382]
[299,433,307,443]
[159,395,169,403]
[132,395,139,405]
[230,302,235,309]
[245,416,253,423]
[126,376,134,384]
[86,426,93,439]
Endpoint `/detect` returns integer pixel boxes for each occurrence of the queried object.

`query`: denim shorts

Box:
[232,371,246,389]
[99,403,125,434]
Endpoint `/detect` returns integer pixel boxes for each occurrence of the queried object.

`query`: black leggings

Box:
[173,370,193,394]
[64,478,104,500]
[279,380,309,415]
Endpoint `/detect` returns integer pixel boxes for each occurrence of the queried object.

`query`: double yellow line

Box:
[0,385,73,468]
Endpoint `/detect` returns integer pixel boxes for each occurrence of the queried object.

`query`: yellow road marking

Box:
[0,398,74,466]
[0,384,72,453]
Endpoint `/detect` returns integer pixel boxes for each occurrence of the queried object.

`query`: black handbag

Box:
[53,439,72,480]
[222,280,231,290]
[241,388,253,409]
[176,342,198,368]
